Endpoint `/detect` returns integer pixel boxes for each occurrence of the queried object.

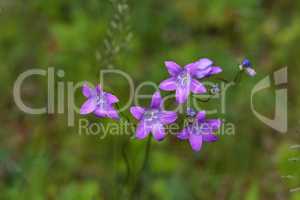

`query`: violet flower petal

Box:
[165,61,182,76]
[210,66,222,75]
[105,93,119,104]
[160,111,177,125]
[82,83,93,98]
[80,98,97,115]
[202,133,218,142]
[177,128,189,140]
[94,107,107,118]
[245,68,256,77]
[152,123,166,141]
[159,77,177,91]
[196,111,206,122]
[95,85,102,93]
[151,91,162,109]
[190,79,207,94]
[136,121,151,140]
[195,67,212,79]
[185,62,199,76]
[207,119,222,131]
[176,87,190,104]
[106,107,119,120]
[189,133,203,152]
[194,58,213,69]
[130,106,146,120]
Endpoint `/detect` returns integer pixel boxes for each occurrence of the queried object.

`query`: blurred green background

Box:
[0,0,299,199]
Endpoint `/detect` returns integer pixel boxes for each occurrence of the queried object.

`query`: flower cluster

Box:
[177,110,221,151]
[130,91,177,141]
[239,58,256,77]
[80,58,255,152]
[159,58,222,104]
[80,84,119,120]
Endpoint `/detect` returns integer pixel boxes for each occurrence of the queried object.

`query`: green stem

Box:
[216,77,230,83]
[203,69,242,103]
[216,68,243,85]
[130,135,152,198]
[115,103,133,197]
[122,138,131,184]
[233,70,243,84]
[112,135,118,200]
[140,135,152,172]
[115,103,131,123]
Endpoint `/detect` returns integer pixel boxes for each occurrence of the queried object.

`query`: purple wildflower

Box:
[159,61,207,104]
[210,84,220,94]
[177,110,221,152]
[239,58,256,77]
[130,91,177,141]
[186,108,197,117]
[80,83,119,120]
[193,58,223,79]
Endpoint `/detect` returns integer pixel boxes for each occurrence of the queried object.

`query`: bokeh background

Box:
[0,0,299,199]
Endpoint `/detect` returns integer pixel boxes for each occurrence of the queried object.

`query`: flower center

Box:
[177,70,191,87]
[191,122,212,135]
[143,109,160,123]
[96,94,107,109]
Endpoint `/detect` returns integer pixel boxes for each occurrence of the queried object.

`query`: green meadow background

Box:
[0,0,299,199]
